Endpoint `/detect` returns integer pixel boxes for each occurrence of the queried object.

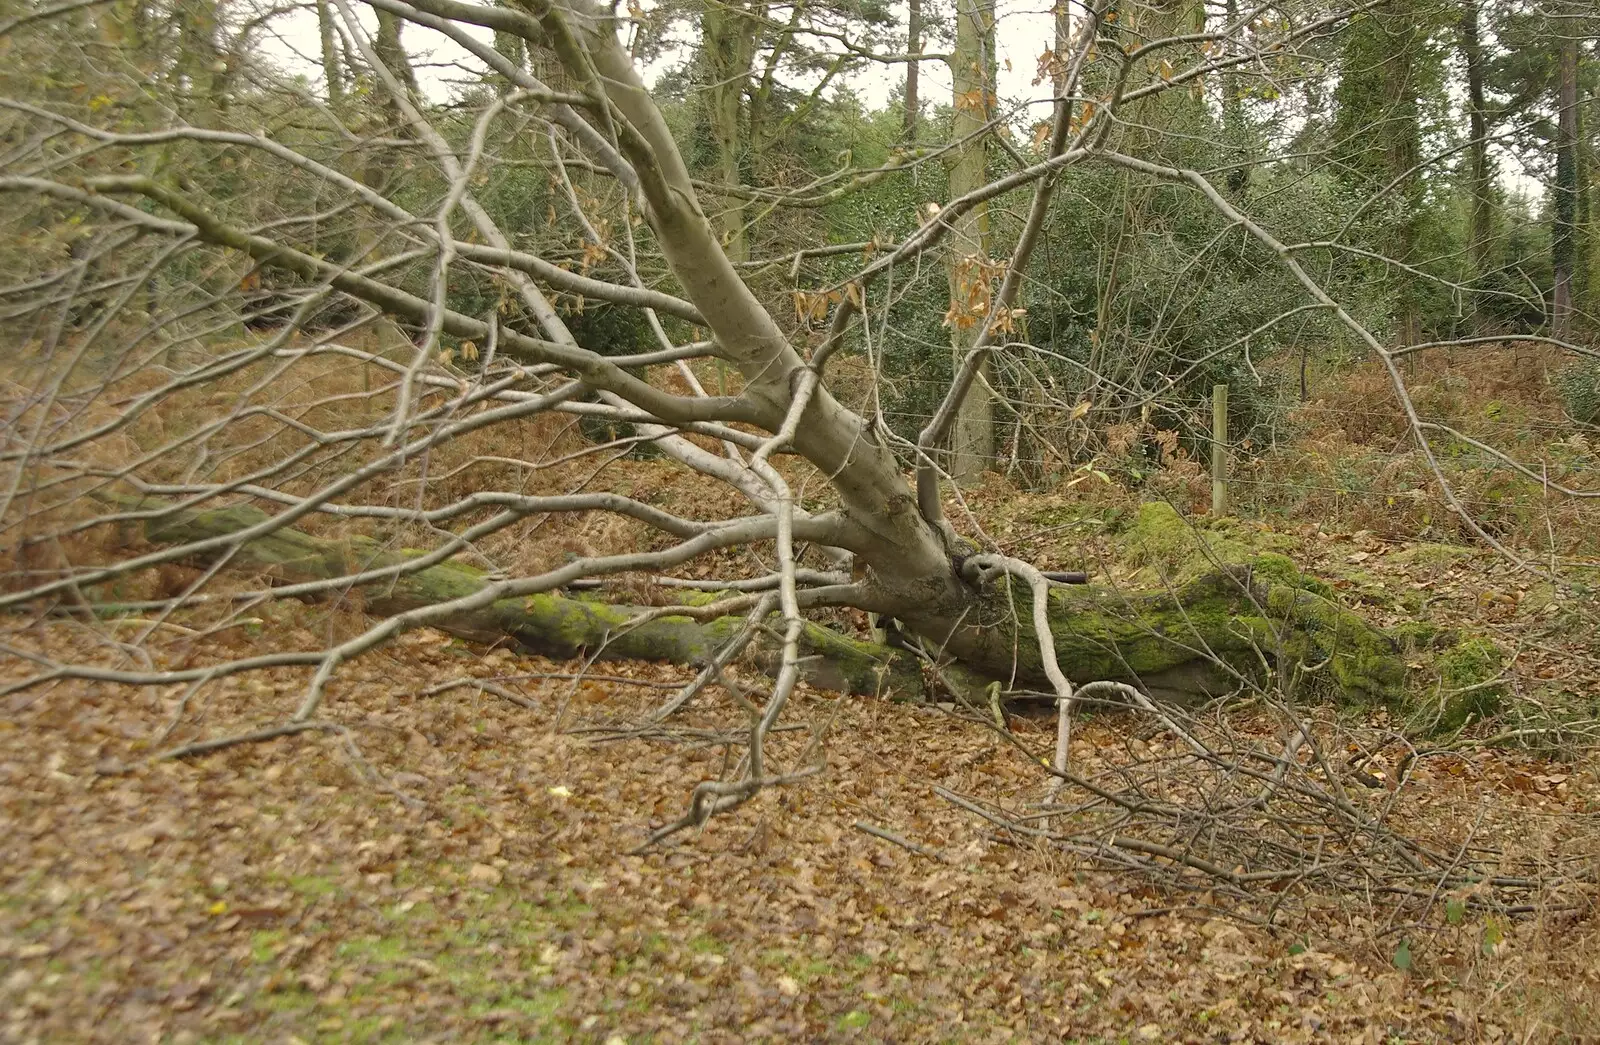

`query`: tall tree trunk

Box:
[175,0,224,126]
[353,10,423,355]
[1333,0,1425,347]
[1389,10,1423,350]
[947,0,995,484]
[374,9,419,99]
[1052,0,1069,95]
[1222,0,1247,193]
[1459,0,1492,319]
[494,41,527,94]
[700,1,759,263]
[904,0,921,141]
[1553,24,1578,337]
[491,11,528,96]
[1570,31,1589,314]
[317,0,344,105]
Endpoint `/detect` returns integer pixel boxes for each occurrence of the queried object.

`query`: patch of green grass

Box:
[249,929,287,963]
[759,948,843,984]
[348,886,587,1035]
[464,989,569,1023]
[286,874,339,898]
[510,890,593,930]
[44,955,104,991]
[342,1014,414,1044]
[686,933,725,955]
[1,870,47,910]
[258,985,317,1013]
[383,899,437,923]
[337,934,413,963]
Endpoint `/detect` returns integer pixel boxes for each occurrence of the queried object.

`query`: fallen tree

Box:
[0,0,1530,844]
[104,494,1403,707]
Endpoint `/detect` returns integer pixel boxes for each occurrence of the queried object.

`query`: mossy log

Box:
[929,563,1405,706]
[106,496,1406,707]
[120,500,926,700]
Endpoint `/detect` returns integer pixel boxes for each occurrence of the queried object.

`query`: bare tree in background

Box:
[1,0,1596,907]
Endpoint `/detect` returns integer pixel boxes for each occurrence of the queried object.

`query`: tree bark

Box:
[175,0,225,126]
[1553,21,1579,338]
[700,0,759,263]
[904,0,921,141]
[374,9,420,98]
[1459,0,1491,317]
[318,0,345,105]
[904,564,1405,705]
[1222,0,1247,193]
[1334,0,1425,347]
[571,8,963,604]
[946,0,995,484]
[1053,0,1069,96]
[114,498,927,700]
[490,0,528,96]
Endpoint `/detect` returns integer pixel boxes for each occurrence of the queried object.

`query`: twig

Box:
[96,720,345,773]
[418,676,537,708]
[854,821,948,862]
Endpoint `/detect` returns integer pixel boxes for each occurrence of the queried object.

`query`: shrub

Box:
[1556,362,1600,427]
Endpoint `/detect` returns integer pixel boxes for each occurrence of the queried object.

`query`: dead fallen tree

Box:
[87,494,1404,708]
[103,496,928,701]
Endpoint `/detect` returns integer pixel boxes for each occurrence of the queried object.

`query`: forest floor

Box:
[4,522,1600,1045]
[6,347,1600,1043]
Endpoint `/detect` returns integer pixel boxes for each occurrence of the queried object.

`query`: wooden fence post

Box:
[1212,383,1229,517]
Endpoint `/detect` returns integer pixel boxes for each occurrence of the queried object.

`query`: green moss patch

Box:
[1118,501,1306,587]
[1388,542,1477,569]
[1408,636,1507,734]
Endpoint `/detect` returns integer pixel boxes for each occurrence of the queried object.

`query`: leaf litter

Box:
[3,547,1600,1042]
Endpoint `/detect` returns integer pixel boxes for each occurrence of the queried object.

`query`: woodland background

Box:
[3,0,1600,1039]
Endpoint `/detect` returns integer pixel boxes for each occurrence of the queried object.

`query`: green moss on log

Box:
[116,493,1405,708]
[127,496,927,700]
[1408,636,1506,734]
[1119,502,1310,588]
[1022,568,1401,704]
[930,506,1404,705]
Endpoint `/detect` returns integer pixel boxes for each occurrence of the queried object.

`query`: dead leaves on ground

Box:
[2,615,1599,1042]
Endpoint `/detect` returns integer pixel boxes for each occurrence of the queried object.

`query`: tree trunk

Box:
[317,0,344,105]
[1334,0,1425,347]
[108,497,1405,709]
[490,0,527,97]
[904,0,921,141]
[1459,0,1491,320]
[175,0,225,126]
[700,0,759,263]
[946,0,995,484]
[374,9,419,99]
[1553,23,1579,338]
[1222,0,1248,193]
[114,498,927,700]
[1053,0,1069,96]
[906,565,1405,705]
